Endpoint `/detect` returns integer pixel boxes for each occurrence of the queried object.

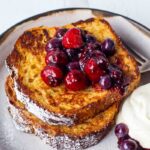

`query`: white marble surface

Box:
[0,0,149,34]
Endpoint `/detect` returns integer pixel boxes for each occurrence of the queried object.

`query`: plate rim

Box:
[0,7,149,44]
[0,7,149,150]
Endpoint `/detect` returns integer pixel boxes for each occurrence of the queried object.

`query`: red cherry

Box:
[45,50,68,65]
[41,66,63,87]
[65,70,87,91]
[84,58,104,82]
[62,28,84,49]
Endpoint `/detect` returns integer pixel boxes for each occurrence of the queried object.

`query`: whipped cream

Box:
[117,83,150,148]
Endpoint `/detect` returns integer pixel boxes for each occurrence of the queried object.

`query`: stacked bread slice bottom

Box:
[6,76,119,150]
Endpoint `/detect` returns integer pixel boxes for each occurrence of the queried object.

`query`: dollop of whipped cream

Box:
[117,83,150,148]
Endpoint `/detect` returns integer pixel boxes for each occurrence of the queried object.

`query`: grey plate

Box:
[0,8,149,150]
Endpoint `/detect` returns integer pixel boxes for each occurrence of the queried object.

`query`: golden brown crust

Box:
[6,18,140,126]
[6,76,118,137]
[6,76,118,149]
[9,105,115,149]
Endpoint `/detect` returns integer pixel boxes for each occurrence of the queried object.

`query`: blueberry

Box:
[85,34,96,43]
[65,48,79,61]
[118,137,129,148]
[67,62,80,71]
[108,65,123,85]
[46,38,62,52]
[115,123,129,139]
[55,28,67,38]
[101,38,115,56]
[80,29,87,40]
[99,75,112,89]
[120,139,138,150]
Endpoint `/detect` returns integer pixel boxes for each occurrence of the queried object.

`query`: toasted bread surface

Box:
[6,18,140,125]
[6,76,118,149]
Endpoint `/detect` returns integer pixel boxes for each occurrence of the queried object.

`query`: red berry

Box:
[41,66,63,87]
[45,50,68,65]
[62,28,84,49]
[65,70,87,91]
[84,58,104,82]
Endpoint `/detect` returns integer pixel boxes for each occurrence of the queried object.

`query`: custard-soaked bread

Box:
[6,18,140,126]
[6,76,119,150]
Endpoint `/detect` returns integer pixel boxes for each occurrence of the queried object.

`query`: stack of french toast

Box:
[5,18,140,150]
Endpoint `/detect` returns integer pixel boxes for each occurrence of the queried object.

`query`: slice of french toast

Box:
[6,76,119,150]
[6,18,140,126]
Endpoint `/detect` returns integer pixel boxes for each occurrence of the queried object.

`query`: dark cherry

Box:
[45,50,68,65]
[94,42,101,50]
[86,42,100,51]
[79,47,91,59]
[65,70,87,91]
[55,28,68,38]
[67,62,80,71]
[79,56,89,71]
[41,66,63,87]
[85,34,96,43]
[80,47,102,60]
[108,65,123,85]
[101,38,115,56]
[93,54,109,69]
[62,28,84,49]
[90,50,103,57]
[46,62,67,74]
[84,58,104,82]
[46,38,62,52]
[65,48,79,61]
[120,139,138,150]
[82,50,108,70]
[115,123,129,139]
[99,75,112,89]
